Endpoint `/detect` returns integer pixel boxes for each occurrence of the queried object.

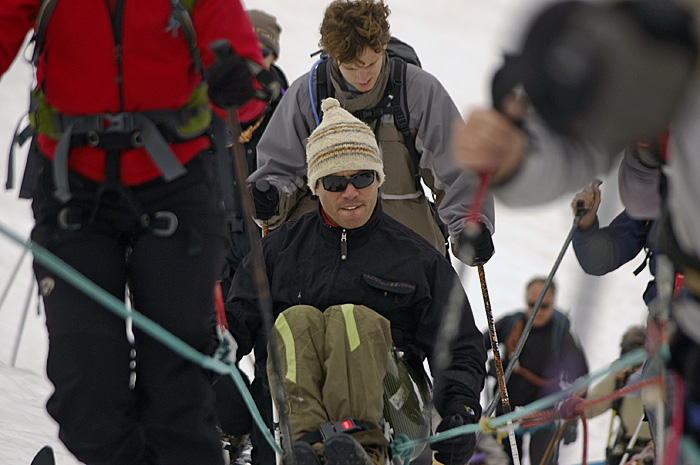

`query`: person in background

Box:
[584,325,652,465]
[487,277,589,465]
[211,10,291,465]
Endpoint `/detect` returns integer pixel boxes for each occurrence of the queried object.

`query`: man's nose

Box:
[342,183,359,197]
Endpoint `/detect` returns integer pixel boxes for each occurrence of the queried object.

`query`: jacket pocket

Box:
[362,273,416,303]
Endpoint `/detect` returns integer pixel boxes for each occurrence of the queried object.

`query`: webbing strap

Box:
[53,113,187,202]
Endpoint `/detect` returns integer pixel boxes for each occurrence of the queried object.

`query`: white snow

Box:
[0,1,649,464]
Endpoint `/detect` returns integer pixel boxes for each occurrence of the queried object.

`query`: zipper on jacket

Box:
[106,0,126,109]
[340,229,347,260]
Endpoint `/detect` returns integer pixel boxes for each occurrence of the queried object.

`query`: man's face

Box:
[525,281,555,328]
[316,170,380,229]
[259,42,276,68]
[337,46,385,93]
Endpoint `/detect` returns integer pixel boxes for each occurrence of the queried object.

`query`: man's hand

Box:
[571,183,601,231]
[251,181,279,220]
[214,327,238,365]
[206,52,256,109]
[453,225,495,266]
[451,103,527,186]
[430,405,478,465]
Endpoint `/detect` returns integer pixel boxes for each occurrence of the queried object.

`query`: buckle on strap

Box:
[319,418,372,441]
[140,211,179,237]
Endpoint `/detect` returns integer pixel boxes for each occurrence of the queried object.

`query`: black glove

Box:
[453,225,495,266]
[430,405,478,465]
[251,181,279,220]
[206,52,256,109]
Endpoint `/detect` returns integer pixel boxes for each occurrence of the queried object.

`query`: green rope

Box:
[0,220,283,455]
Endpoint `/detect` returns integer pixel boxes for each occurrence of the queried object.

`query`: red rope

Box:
[663,372,685,465]
[518,375,663,429]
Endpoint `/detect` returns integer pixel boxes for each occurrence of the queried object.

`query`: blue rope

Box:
[0,219,283,455]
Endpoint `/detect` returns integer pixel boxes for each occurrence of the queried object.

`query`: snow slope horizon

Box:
[0,1,649,464]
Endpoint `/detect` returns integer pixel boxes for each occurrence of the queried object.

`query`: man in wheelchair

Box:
[225,98,486,465]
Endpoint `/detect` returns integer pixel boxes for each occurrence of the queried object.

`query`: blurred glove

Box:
[430,405,478,465]
[453,225,495,266]
[251,181,279,220]
[214,327,238,365]
[562,420,578,445]
[206,52,256,109]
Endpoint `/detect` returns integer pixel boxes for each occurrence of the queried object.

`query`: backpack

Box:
[309,37,423,192]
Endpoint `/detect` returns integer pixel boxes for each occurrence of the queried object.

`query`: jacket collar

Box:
[316,199,383,242]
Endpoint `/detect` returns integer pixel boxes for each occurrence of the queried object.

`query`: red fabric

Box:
[1,0,265,185]
[321,208,339,227]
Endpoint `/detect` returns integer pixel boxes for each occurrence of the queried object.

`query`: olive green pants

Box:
[267,304,392,447]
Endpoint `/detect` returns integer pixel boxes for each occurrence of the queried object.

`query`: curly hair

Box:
[319,0,391,65]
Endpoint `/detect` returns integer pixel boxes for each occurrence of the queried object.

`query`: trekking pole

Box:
[10,278,36,367]
[484,200,587,419]
[618,413,646,465]
[209,40,295,465]
[431,170,492,403]
[0,244,30,315]
[478,264,521,465]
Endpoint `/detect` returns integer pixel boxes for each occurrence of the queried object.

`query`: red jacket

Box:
[0,0,266,185]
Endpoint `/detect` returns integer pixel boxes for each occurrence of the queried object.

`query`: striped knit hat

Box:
[306,98,384,194]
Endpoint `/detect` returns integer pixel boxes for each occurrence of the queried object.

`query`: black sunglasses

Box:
[320,171,376,192]
[261,47,273,58]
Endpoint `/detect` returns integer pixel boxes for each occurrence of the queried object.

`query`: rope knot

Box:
[478,417,497,434]
[557,397,585,421]
[390,434,414,465]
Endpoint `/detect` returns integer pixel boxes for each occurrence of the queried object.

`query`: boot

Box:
[323,435,387,465]
[284,441,323,465]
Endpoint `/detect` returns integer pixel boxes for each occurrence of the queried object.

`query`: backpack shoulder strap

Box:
[388,57,421,191]
[550,310,571,357]
[167,0,203,76]
[312,57,334,126]
[31,0,59,66]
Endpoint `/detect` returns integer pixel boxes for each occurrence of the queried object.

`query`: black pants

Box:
[31,154,228,465]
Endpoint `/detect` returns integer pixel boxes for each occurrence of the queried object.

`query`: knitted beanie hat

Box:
[247,10,282,58]
[306,98,384,194]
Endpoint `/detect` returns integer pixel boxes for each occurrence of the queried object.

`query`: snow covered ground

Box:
[0,1,649,464]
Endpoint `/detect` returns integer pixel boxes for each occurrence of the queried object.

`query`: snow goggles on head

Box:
[261,47,273,58]
[320,170,376,192]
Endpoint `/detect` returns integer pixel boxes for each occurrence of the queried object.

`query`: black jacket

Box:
[226,203,486,415]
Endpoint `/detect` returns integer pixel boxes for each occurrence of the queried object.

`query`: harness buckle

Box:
[319,418,365,441]
[151,211,178,237]
[103,113,135,133]
[57,207,82,231]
